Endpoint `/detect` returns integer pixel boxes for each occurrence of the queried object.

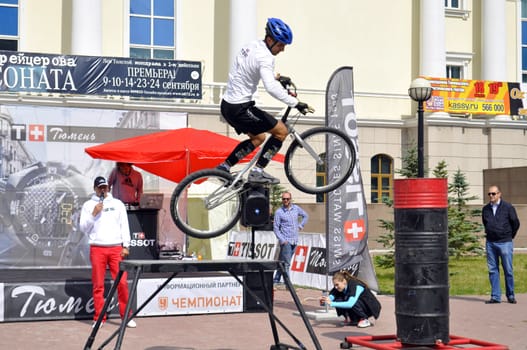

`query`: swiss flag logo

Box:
[291,245,308,272]
[232,242,241,256]
[28,124,45,141]
[344,219,365,242]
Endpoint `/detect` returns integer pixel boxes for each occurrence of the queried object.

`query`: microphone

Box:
[99,191,105,203]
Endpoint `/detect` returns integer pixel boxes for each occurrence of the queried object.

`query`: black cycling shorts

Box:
[221,99,278,135]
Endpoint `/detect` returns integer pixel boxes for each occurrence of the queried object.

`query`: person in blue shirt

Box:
[482,185,520,304]
[320,270,381,328]
[273,191,308,283]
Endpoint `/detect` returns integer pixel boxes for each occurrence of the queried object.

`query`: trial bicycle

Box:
[170,81,356,239]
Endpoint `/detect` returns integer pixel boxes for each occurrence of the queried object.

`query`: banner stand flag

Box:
[325,66,379,292]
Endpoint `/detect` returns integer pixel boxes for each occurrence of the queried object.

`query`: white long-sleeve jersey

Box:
[223,39,298,107]
[79,192,131,248]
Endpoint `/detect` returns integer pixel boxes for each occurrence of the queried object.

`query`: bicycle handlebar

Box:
[280,78,313,121]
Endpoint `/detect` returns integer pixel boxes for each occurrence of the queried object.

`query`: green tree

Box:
[374,145,419,268]
[375,153,483,268]
[396,144,419,178]
[433,160,448,179]
[447,169,484,258]
[270,184,286,215]
[375,196,395,268]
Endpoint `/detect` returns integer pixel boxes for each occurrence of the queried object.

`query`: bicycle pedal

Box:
[221,177,243,189]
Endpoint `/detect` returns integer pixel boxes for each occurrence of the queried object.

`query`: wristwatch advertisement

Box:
[0,161,91,267]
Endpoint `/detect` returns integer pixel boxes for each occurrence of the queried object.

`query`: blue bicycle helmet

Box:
[266,18,293,45]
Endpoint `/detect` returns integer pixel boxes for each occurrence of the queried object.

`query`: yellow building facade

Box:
[1,0,526,206]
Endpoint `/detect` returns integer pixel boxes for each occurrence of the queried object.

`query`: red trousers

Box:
[90,245,130,321]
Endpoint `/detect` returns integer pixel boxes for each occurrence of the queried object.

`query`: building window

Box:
[445,0,469,20]
[0,0,18,51]
[446,52,472,80]
[445,0,460,9]
[129,0,175,59]
[446,65,462,79]
[371,154,393,204]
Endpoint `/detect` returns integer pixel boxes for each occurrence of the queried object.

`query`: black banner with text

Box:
[0,50,201,99]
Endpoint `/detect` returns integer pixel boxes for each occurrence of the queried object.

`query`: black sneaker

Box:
[507,297,517,304]
[248,169,279,184]
[485,299,501,304]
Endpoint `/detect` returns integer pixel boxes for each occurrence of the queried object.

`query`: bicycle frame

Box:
[203,139,265,211]
[287,128,325,166]
[204,87,323,210]
[203,108,291,211]
[283,110,325,167]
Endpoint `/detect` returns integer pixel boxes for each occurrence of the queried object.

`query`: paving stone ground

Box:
[0,288,524,349]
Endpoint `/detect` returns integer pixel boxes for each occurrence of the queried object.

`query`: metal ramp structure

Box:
[340,334,508,350]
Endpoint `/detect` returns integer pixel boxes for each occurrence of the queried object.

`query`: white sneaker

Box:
[126,319,137,328]
[357,319,371,328]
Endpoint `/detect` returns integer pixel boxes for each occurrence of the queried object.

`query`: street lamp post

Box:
[408,78,433,178]
[399,79,448,346]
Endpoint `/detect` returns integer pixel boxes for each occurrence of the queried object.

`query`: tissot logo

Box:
[28,124,45,141]
[227,241,276,259]
[133,232,146,240]
[232,242,241,256]
[11,124,26,140]
[344,219,365,242]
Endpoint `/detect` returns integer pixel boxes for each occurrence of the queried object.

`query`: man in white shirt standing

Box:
[79,176,136,328]
[216,17,314,184]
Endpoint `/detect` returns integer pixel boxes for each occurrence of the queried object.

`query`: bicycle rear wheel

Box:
[285,127,355,194]
[170,169,242,239]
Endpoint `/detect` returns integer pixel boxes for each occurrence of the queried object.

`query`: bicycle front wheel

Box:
[170,169,242,239]
[285,127,355,194]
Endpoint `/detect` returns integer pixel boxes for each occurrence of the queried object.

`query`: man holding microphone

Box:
[79,176,136,328]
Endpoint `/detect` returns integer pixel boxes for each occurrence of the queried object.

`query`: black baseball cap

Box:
[94,176,108,188]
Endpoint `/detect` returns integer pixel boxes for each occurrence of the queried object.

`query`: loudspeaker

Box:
[241,184,270,227]
[243,271,274,312]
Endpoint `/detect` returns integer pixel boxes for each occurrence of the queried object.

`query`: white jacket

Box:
[79,192,131,248]
[223,39,298,107]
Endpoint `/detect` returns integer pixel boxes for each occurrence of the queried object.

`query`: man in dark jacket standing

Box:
[482,185,520,304]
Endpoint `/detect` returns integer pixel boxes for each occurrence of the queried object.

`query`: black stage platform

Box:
[84,259,322,350]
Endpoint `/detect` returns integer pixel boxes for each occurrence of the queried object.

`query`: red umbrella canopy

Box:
[85,128,284,183]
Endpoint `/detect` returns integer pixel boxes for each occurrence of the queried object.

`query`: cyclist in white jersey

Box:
[217,17,314,184]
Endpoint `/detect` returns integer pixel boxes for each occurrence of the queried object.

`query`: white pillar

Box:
[229,0,257,68]
[71,0,102,55]
[420,0,446,77]
[482,0,507,81]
